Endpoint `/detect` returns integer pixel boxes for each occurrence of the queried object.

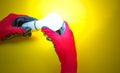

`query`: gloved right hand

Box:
[0,13,31,41]
[42,21,77,73]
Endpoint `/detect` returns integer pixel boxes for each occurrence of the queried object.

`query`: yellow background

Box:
[0,0,120,73]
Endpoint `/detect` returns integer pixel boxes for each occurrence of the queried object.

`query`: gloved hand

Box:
[42,21,77,73]
[0,13,30,41]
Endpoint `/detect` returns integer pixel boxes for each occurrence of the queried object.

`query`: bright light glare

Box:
[40,12,63,31]
[22,13,63,31]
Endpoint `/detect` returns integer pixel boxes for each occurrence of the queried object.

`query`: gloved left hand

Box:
[42,21,77,73]
[0,13,29,41]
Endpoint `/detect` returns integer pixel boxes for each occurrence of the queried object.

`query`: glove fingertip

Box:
[64,21,70,30]
[13,27,26,34]
[41,27,59,42]
[42,27,58,36]
[22,27,31,32]
[42,27,50,32]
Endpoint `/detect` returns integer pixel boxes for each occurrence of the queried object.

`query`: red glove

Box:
[42,21,77,73]
[0,13,27,41]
